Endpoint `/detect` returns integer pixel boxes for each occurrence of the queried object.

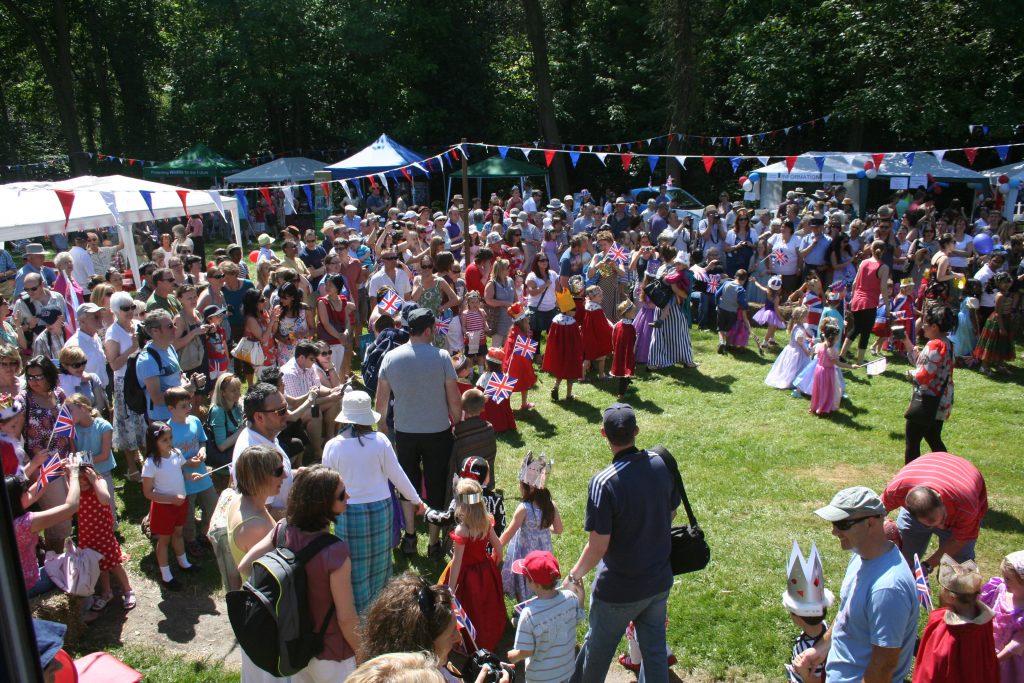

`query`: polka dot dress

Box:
[77,487,129,571]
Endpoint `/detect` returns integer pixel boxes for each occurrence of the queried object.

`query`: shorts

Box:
[717,308,738,334]
[395,429,454,509]
[149,500,188,536]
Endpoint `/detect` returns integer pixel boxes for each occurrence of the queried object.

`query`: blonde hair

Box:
[455,478,490,539]
[66,392,100,417]
[0,344,22,373]
[212,373,242,410]
[788,305,808,332]
[585,284,601,298]
[220,261,240,277]
[90,283,114,305]
[1001,556,1023,583]
[348,653,445,683]
[489,258,509,283]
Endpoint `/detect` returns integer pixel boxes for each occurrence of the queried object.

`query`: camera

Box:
[463,649,510,683]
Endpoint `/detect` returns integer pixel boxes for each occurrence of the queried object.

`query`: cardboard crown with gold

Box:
[782,541,835,617]
[518,450,552,490]
[507,302,528,323]
[938,554,983,595]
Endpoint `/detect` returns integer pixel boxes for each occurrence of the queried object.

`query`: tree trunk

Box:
[0,0,88,174]
[664,0,696,183]
[522,0,568,197]
[84,5,121,152]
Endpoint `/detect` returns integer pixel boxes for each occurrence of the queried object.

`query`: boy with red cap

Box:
[507,550,585,683]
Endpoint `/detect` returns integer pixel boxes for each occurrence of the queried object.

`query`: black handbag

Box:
[643,277,673,309]
[904,341,951,425]
[649,445,710,575]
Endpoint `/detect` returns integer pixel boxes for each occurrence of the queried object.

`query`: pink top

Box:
[980,577,1024,652]
[14,512,39,590]
[850,259,883,312]
[281,522,354,662]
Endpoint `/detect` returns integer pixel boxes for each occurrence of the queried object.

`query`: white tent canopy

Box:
[981,160,1024,218]
[0,175,241,285]
[752,155,863,212]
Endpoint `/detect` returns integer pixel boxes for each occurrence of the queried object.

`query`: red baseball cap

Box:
[511,550,560,585]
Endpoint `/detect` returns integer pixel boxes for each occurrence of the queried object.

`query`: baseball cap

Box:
[202,304,227,321]
[602,402,637,440]
[407,307,436,335]
[511,550,561,586]
[38,308,62,325]
[814,486,887,522]
[75,302,102,316]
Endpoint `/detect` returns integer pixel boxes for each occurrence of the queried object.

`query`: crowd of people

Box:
[6,179,1023,683]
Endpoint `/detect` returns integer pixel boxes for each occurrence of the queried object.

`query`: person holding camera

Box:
[281,340,346,460]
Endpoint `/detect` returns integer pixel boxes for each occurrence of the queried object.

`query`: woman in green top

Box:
[226,444,286,570]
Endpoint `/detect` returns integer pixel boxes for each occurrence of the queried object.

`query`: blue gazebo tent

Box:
[324,134,425,180]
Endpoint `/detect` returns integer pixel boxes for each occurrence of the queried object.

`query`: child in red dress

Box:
[476,348,516,433]
[501,303,537,410]
[443,478,507,653]
[542,302,583,402]
[580,285,614,380]
[78,464,135,611]
[610,300,637,399]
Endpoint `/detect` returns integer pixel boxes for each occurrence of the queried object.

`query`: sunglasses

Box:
[119,304,135,312]
[337,486,347,502]
[318,351,331,357]
[25,286,40,293]
[260,406,287,417]
[273,466,285,478]
[66,361,87,369]
[382,255,398,261]
[209,273,224,280]
[832,515,879,531]
[26,373,45,381]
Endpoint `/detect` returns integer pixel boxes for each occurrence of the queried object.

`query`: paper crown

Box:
[900,277,915,287]
[567,274,585,297]
[555,288,576,313]
[507,302,528,322]
[782,541,835,617]
[0,393,25,421]
[518,450,552,490]
[937,554,983,595]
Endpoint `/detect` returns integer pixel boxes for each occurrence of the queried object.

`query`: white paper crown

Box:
[782,541,834,617]
[518,450,552,490]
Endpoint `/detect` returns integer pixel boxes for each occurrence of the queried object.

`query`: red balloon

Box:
[998,174,1010,184]
[738,175,748,185]
[249,250,259,263]
[863,161,874,170]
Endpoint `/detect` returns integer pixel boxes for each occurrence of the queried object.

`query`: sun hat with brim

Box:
[76,303,102,317]
[202,304,228,321]
[814,486,886,522]
[335,390,381,425]
[344,205,357,212]
[432,212,446,221]
[257,233,274,247]
[24,243,45,256]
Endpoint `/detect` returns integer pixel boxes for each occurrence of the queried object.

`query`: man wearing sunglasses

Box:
[14,272,66,340]
[64,303,110,387]
[367,249,412,304]
[232,382,293,518]
[795,487,918,683]
[13,243,57,297]
[136,310,205,422]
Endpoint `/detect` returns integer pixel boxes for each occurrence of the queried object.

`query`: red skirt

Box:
[872,321,891,338]
[580,307,613,360]
[542,320,583,380]
[610,322,636,377]
[501,332,537,392]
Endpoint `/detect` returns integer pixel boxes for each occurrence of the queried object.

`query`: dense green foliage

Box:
[2,0,1022,192]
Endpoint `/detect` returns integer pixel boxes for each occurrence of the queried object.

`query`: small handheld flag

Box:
[51,403,76,441]
[484,372,517,404]
[512,335,538,360]
[38,452,64,487]
[513,597,537,616]
[435,311,452,336]
[450,595,478,642]
[864,357,887,376]
[377,289,404,316]
[913,554,933,611]
[607,244,630,267]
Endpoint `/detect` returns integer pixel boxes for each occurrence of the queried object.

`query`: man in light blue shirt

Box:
[795,486,918,683]
[14,243,57,296]
[136,310,204,421]
[799,217,832,275]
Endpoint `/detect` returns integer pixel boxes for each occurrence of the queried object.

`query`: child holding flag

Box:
[501,303,537,411]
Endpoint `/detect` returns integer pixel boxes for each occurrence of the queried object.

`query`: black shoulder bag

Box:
[904,340,952,425]
[649,445,710,575]
[643,277,673,309]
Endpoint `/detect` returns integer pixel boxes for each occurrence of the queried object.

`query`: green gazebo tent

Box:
[144,143,244,179]
[447,156,550,203]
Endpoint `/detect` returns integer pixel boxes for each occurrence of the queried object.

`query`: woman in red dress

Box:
[501,304,537,411]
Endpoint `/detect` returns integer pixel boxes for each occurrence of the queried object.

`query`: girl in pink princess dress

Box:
[809,321,856,416]
[980,551,1024,682]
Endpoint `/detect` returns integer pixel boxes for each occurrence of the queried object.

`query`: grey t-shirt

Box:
[378,340,457,433]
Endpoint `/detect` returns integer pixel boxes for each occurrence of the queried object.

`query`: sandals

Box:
[518,402,536,411]
[90,595,111,612]
[122,591,137,611]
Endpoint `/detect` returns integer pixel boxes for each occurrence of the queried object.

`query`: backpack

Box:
[123,343,163,416]
[226,523,341,677]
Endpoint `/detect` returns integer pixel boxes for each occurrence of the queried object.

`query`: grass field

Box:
[51,236,1022,679]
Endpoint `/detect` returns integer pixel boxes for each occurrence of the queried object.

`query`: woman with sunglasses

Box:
[90,284,115,339]
[103,292,146,480]
[274,282,313,366]
[56,345,107,414]
[242,288,279,378]
[312,341,343,435]
[224,444,285,592]
[24,356,75,551]
[0,296,24,349]
[239,465,360,681]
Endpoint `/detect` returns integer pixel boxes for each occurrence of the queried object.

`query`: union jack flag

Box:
[450,595,478,642]
[484,372,517,404]
[512,335,538,359]
[377,289,404,316]
[434,311,452,336]
[913,554,933,611]
[514,597,537,616]
[694,270,722,294]
[52,403,76,442]
[38,452,64,487]
[771,249,789,265]
[607,243,630,266]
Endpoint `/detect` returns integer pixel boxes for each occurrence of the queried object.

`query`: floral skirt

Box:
[112,377,148,452]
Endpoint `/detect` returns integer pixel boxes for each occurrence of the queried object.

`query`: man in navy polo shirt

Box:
[566,403,680,683]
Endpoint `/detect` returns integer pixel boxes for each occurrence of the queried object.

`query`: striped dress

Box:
[786,621,828,683]
[648,297,693,369]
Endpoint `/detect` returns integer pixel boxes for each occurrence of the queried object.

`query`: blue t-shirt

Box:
[170,415,211,495]
[584,447,680,603]
[826,544,918,683]
[136,344,182,422]
[75,418,115,474]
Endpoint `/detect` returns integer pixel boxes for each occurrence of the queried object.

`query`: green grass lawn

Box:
[53,235,1021,680]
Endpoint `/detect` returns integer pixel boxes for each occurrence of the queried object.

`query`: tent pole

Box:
[117,223,142,293]
[545,175,551,202]
[477,178,482,204]
[231,200,243,249]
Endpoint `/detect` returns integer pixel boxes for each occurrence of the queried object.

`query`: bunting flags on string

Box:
[570,152,581,168]
[871,153,885,170]
[963,148,978,166]
[904,152,916,168]
[54,190,75,231]
[176,189,190,218]
[234,190,249,221]
[785,156,798,173]
[498,146,509,159]
[702,156,714,173]
[996,145,1010,162]
[814,156,826,172]
[620,153,633,171]
[729,157,742,173]
[648,155,659,173]
[544,150,556,167]
[209,191,227,221]
[100,191,121,226]
[302,186,313,212]
[258,187,273,210]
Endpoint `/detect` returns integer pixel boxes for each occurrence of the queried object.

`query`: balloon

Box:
[999,183,1011,194]
[856,169,867,179]
[249,250,259,263]
[738,175,748,185]
[998,174,1010,184]
[742,180,753,192]
[749,172,760,182]
[863,161,874,170]
[974,232,993,255]
[865,168,878,180]
[1010,177,1021,189]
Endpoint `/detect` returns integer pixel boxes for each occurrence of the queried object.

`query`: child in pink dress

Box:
[980,550,1024,682]
[809,321,855,415]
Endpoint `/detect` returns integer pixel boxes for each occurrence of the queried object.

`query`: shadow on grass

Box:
[662,367,735,394]
[985,508,1024,534]
[513,409,557,437]
[826,400,871,431]
[729,349,771,365]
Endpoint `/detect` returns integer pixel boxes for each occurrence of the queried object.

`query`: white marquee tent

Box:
[0,175,241,285]
[980,160,1024,219]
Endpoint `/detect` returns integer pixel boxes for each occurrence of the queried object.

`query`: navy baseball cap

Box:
[602,403,637,439]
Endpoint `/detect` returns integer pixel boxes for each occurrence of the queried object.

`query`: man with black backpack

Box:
[133,310,205,422]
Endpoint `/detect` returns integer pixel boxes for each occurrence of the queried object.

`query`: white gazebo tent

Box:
[0,175,241,286]
[751,155,862,211]
[980,160,1024,219]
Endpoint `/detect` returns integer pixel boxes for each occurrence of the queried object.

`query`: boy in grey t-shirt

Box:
[508,551,585,683]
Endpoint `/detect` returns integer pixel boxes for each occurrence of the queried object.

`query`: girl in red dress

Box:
[542,302,583,402]
[580,285,614,379]
[476,349,516,434]
[501,303,537,410]
[77,465,135,611]
[611,300,638,399]
[444,478,507,653]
